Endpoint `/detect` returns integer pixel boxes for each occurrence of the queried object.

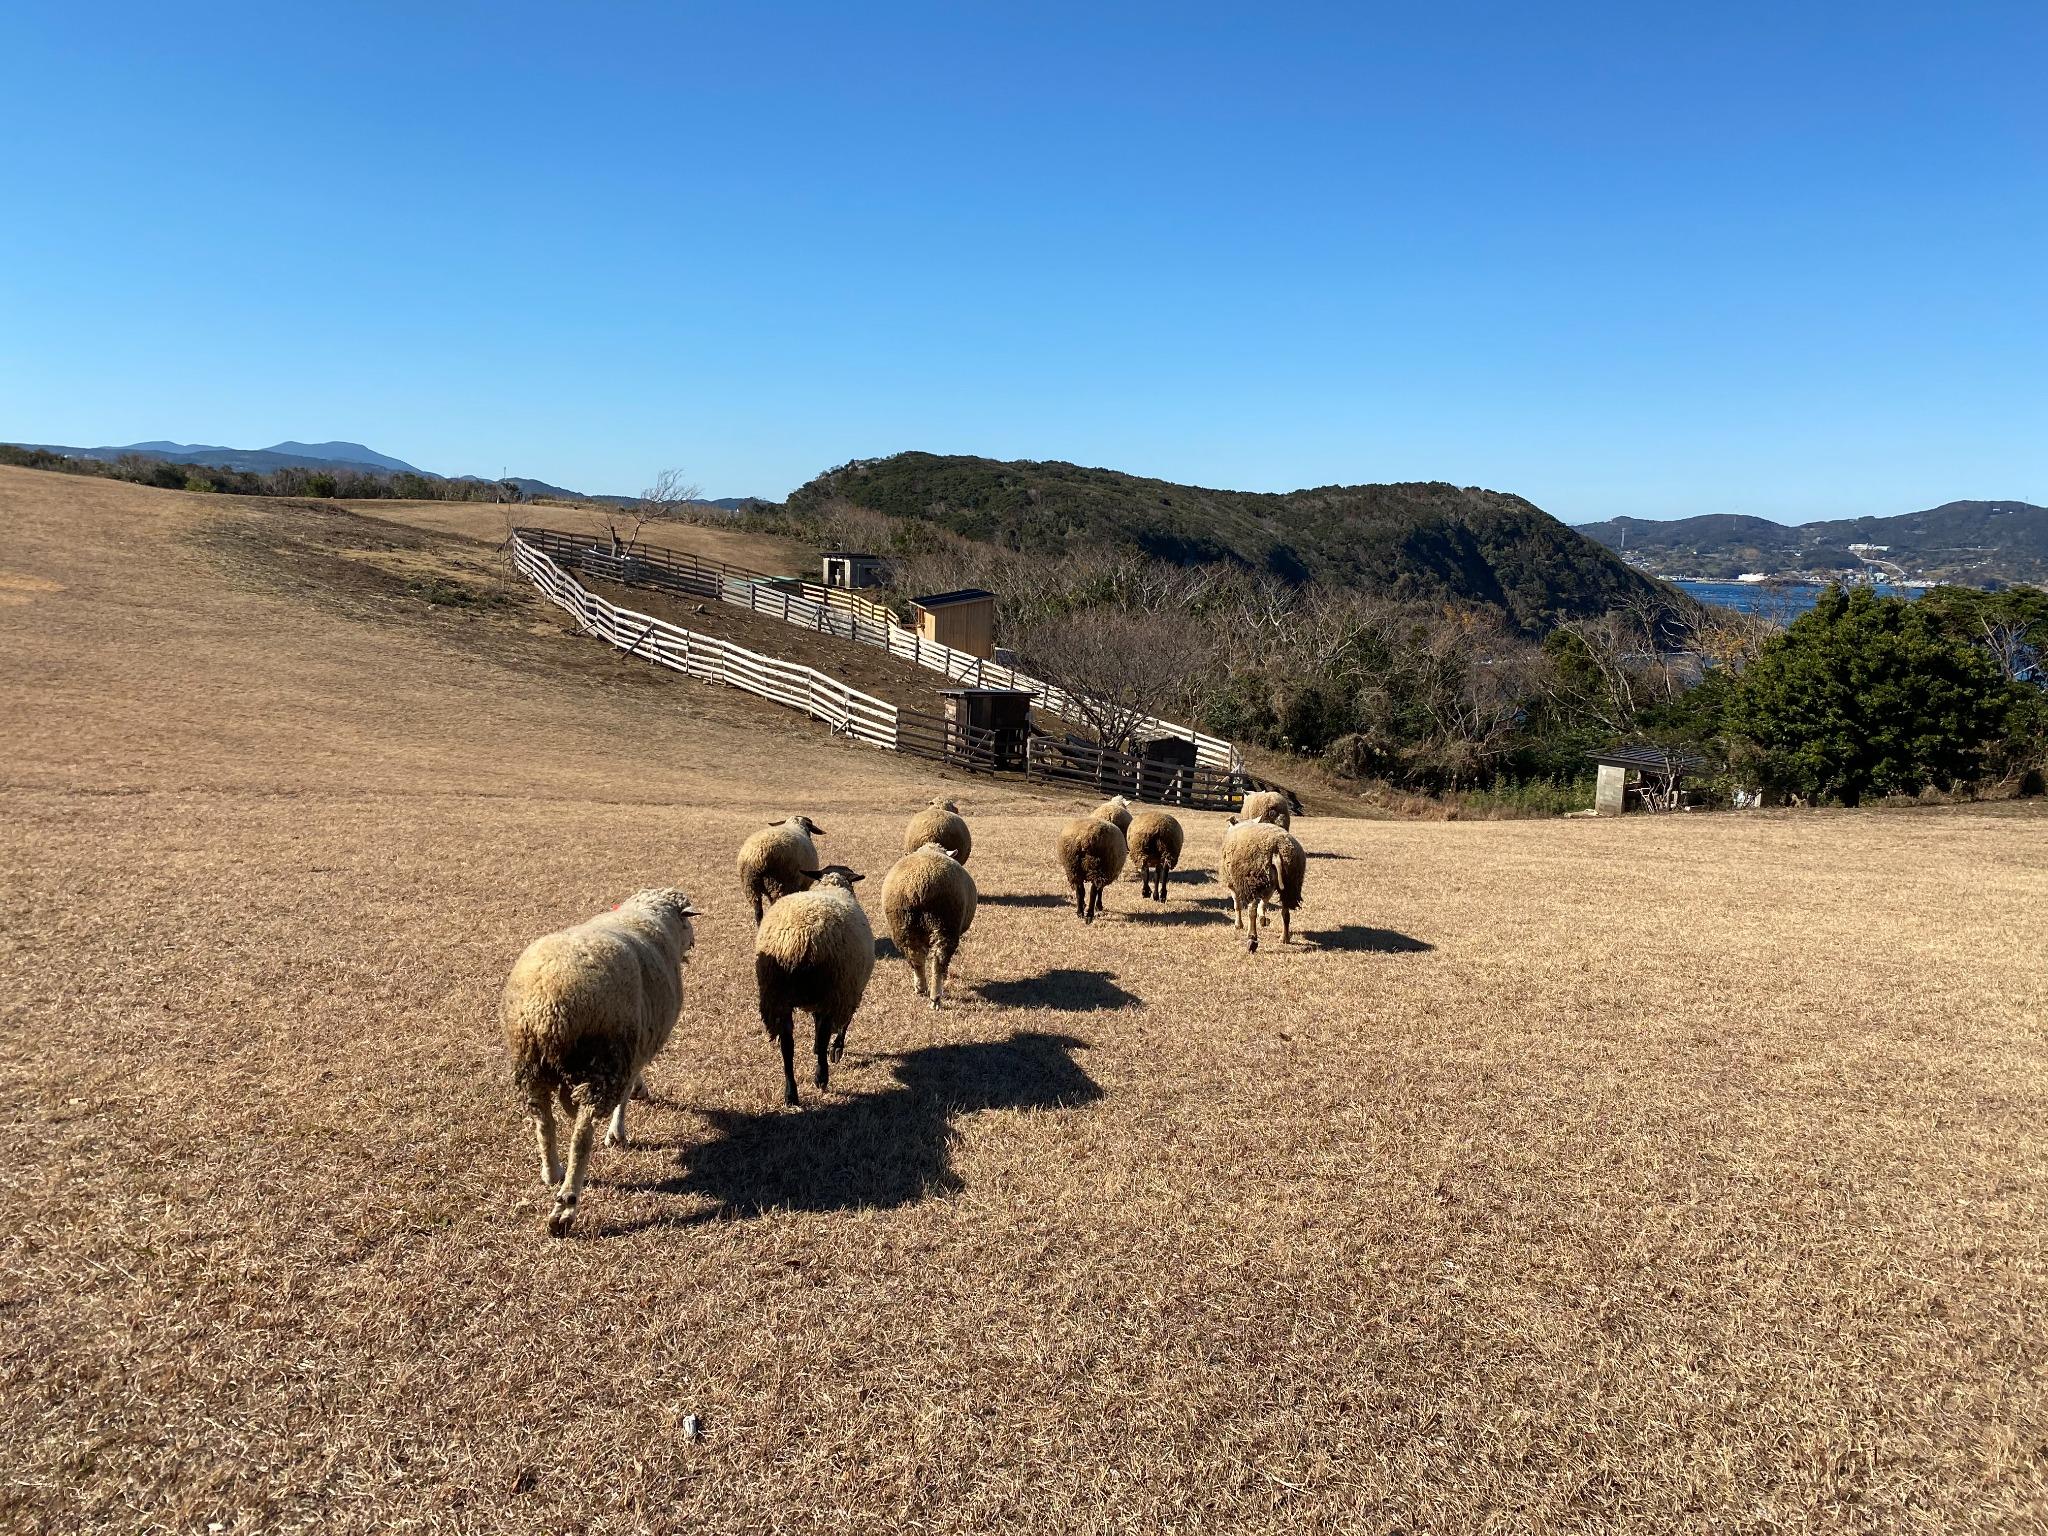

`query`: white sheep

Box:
[1126,809,1184,901]
[1219,819,1306,951]
[754,867,875,1105]
[738,814,826,923]
[903,799,972,864]
[1057,816,1128,922]
[1092,794,1133,832]
[1240,789,1295,829]
[882,842,977,1006]
[501,887,700,1236]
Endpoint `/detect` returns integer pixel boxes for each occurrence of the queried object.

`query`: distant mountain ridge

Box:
[1578,501,2048,585]
[787,451,1678,634]
[5,436,759,508]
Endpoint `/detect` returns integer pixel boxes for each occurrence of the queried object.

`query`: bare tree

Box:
[1012,608,1204,752]
[600,467,704,555]
[1979,612,2036,684]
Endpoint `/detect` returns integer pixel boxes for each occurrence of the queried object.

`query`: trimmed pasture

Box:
[2,467,2045,1533]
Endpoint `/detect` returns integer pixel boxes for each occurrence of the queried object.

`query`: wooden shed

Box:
[820,551,888,590]
[910,588,997,659]
[939,687,1033,770]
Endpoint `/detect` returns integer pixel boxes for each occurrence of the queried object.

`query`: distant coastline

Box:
[1674,578,1918,617]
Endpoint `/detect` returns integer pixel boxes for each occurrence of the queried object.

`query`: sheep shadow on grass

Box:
[617,1032,1100,1225]
[973,968,1139,1012]
[978,892,1070,909]
[1122,906,1229,927]
[1303,925,1433,953]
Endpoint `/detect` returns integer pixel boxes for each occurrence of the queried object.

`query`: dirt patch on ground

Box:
[579,572,960,720]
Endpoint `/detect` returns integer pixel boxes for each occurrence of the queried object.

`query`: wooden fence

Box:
[514,526,1241,772]
[512,534,1278,810]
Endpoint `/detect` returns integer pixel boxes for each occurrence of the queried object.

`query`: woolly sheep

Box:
[1240,789,1294,829]
[738,814,827,924]
[1125,809,1184,901]
[882,842,977,1007]
[1057,815,1127,922]
[1091,794,1133,833]
[754,867,875,1105]
[1219,819,1306,952]
[903,799,972,864]
[501,887,700,1237]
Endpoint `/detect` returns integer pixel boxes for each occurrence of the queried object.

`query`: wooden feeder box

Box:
[939,687,1034,770]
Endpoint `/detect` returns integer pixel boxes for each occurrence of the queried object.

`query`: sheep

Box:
[1219,819,1306,952]
[1126,809,1184,901]
[882,842,977,1007]
[1091,794,1133,832]
[754,867,875,1105]
[737,814,827,924]
[501,887,700,1237]
[903,798,972,864]
[1056,816,1127,922]
[1240,788,1295,829]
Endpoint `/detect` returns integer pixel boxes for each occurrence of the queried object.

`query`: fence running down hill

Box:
[511,534,1259,810]
[513,526,1240,773]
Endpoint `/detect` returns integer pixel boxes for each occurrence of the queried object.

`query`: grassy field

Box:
[3,465,2045,1533]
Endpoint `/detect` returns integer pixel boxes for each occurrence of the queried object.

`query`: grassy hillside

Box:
[787,452,1680,633]
[5,467,2048,1530]
[1580,500,2048,583]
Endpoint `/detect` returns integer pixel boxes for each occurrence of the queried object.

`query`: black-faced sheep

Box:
[738,814,826,923]
[1126,809,1184,901]
[1092,794,1133,833]
[754,867,875,1105]
[501,887,700,1236]
[1057,816,1127,922]
[903,799,972,864]
[1219,819,1306,952]
[882,842,977,1007]
[1240,789,1294,829]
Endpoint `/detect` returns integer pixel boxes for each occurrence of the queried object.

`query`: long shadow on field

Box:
[975,968,1138,1011]
[1121,906,1229,927]
[1304,925,1432,953]
[979,892,1069,909]
[619,1032,1100,1225]
[1304,850,1354,861]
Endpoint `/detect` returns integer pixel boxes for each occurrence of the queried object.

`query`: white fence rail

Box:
[513,537,900,750]
[527,530,1240,772]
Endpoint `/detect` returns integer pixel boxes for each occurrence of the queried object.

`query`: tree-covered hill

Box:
[1578,501,2048,584]
[786,452,1677,634]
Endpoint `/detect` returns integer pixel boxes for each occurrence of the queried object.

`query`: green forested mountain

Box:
[786,452,1675,633]
[1577,501,2048,584]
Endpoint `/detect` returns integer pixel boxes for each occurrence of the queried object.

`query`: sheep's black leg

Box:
[1073,881,1087,921]
[813,1016,834,1091]
[777,1024,798,1106]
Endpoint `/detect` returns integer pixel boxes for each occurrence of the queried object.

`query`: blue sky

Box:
[1,2,2041,520]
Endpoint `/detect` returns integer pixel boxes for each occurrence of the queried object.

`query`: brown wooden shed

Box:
[910,588,997,659]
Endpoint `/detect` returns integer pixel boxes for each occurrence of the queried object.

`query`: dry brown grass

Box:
[347,496,818,577]
[3,465,2046,1533]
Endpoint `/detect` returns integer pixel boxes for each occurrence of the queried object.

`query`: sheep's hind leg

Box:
[525,1082,564,1191]
[813,1016,836,1092]
[605,1097,629,1148]
[548,1095,609,1238]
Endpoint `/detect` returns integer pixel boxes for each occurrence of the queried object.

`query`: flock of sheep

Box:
[500,789,1306,1235]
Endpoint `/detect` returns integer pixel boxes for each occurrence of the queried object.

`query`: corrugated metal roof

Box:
[1587,745,1713,774]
